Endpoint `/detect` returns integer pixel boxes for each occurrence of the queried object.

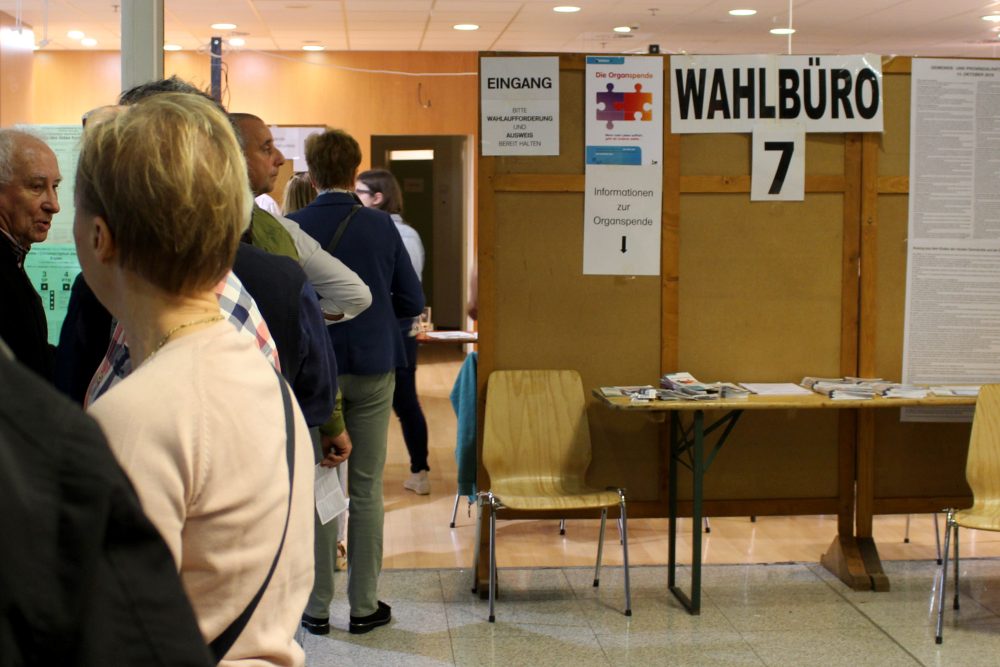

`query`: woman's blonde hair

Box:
[282,171,316,215]
[75,92,252,294]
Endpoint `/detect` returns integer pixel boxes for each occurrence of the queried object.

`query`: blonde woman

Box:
[76,93,314,666]
[282,171,317,215]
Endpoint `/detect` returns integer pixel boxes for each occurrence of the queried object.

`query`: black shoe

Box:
[301,613,330,635]
[349,600,391,634]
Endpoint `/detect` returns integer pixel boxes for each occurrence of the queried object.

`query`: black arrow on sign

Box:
[620,236,627,254]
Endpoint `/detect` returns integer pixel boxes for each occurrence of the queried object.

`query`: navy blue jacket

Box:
[288,191,424,376]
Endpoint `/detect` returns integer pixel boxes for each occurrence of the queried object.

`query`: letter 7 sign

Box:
[751,124,805,201]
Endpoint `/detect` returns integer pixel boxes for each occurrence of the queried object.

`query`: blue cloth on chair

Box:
[450,351,478,499]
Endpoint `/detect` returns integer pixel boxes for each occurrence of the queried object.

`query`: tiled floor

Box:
[299,558,1000,666]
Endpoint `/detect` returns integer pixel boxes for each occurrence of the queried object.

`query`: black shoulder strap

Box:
[209,370,296,663]
[325,204,363,255]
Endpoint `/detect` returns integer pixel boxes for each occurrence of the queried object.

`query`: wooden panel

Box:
[492,191,663,501]
[878,70,912,178]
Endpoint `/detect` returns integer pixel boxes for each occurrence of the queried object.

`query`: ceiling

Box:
[5,0,1000,58]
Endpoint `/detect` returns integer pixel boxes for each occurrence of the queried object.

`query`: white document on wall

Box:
[271,126,325,171]
[902,58,1000,422]
[480,56,559,156]
[583,56,663,276]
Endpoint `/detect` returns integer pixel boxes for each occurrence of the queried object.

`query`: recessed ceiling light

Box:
[983,14,1000,22]
[302,44,324,51]
[729,9,757,16]
[67,30,84,40]
[229,37,245,46]
[81,37,97,47]
[453,24,479,31]
[210,23,237,30]
[553,5,581,12]
[613,26,632,33]
[163,43,182,51]
[770,27,795,35]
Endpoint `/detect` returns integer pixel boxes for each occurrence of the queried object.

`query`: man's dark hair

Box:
[118,75,225,113]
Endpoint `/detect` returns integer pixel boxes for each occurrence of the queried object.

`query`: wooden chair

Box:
[935,384,1000,643]
[473,370,632,622]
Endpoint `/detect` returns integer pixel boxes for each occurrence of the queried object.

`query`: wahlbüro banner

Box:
[670,54,883,134]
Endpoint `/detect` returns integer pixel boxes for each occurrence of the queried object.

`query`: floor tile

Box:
[302,626,455,667]
[740,626,920,667]
[878,620,1000,667]
[596,630,766,666]
[450,631,610,667]
[563,564,669,600]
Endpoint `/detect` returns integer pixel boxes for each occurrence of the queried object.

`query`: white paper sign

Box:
[901,58,1000,422]
[583,165,661,276]
[585,56,663,166]
[751,125,805,201]
[480,57,559,156]
[671,54,883,134]
[584,56,663,276]
[271,126,324,171]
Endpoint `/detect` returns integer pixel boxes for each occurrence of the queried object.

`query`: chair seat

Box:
[954,502,1000,531]
[492,480,621,511]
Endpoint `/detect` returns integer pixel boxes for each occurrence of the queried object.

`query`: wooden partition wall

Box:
[476,54,973,531]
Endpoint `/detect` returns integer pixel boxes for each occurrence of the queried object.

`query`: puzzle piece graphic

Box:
[596,83,653,129]
[624,83,653,121]
[596,83,624,129]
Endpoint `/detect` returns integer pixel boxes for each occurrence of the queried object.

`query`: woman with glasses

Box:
[355,168,430,496]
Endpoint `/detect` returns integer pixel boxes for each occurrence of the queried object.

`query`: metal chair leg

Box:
[936,510,955,644]
[450,493,461,528]
[559,519,566,535]
[619,489,632,617]
[934,512,943,564]
[704,517,711,533]
[471,493,484,594]
[904,513,911,543]
[488,494,497,623]
[594,508,607,587]
[953,522,961,611]
[617,516,623,545]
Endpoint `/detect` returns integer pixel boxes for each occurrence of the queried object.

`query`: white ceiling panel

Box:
[0,0,996,55]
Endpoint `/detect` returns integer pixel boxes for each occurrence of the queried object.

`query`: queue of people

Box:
[0,77,432,665]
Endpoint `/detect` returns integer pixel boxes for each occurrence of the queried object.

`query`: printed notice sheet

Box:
[583,56,663,276]
[902,59,1000,421]
[480,57,559,156]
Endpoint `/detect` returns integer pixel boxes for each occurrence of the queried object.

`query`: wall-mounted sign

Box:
[670,54,883,134]
[583,56,663,276]
[271,126,325,171]
[480,56,559,156]
[751,124,805,201]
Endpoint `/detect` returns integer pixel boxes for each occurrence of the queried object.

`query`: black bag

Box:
[0,348,213,667]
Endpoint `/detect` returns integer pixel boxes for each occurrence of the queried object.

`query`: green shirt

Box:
[250,204,299,260]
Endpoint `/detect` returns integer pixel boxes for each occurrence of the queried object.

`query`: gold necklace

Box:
[151,314,224,355]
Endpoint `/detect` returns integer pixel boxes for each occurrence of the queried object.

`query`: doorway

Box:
[370,135,471,329]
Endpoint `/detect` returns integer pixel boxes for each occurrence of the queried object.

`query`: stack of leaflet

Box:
[659,372,721,401]
[871,383,929,399]
[930,386,981,397]
[801,376,879,400]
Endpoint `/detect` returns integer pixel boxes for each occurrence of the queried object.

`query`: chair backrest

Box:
[483,370,592,485]
[966,384,1000,507]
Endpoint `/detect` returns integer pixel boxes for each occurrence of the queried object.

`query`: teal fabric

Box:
[449,352,477,500]
[306,372,395,619]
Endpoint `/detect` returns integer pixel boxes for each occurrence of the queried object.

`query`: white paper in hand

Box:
[315,463,349,525]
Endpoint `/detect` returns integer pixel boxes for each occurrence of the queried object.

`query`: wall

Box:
[0,11,34,126]
[29,50,478,172]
